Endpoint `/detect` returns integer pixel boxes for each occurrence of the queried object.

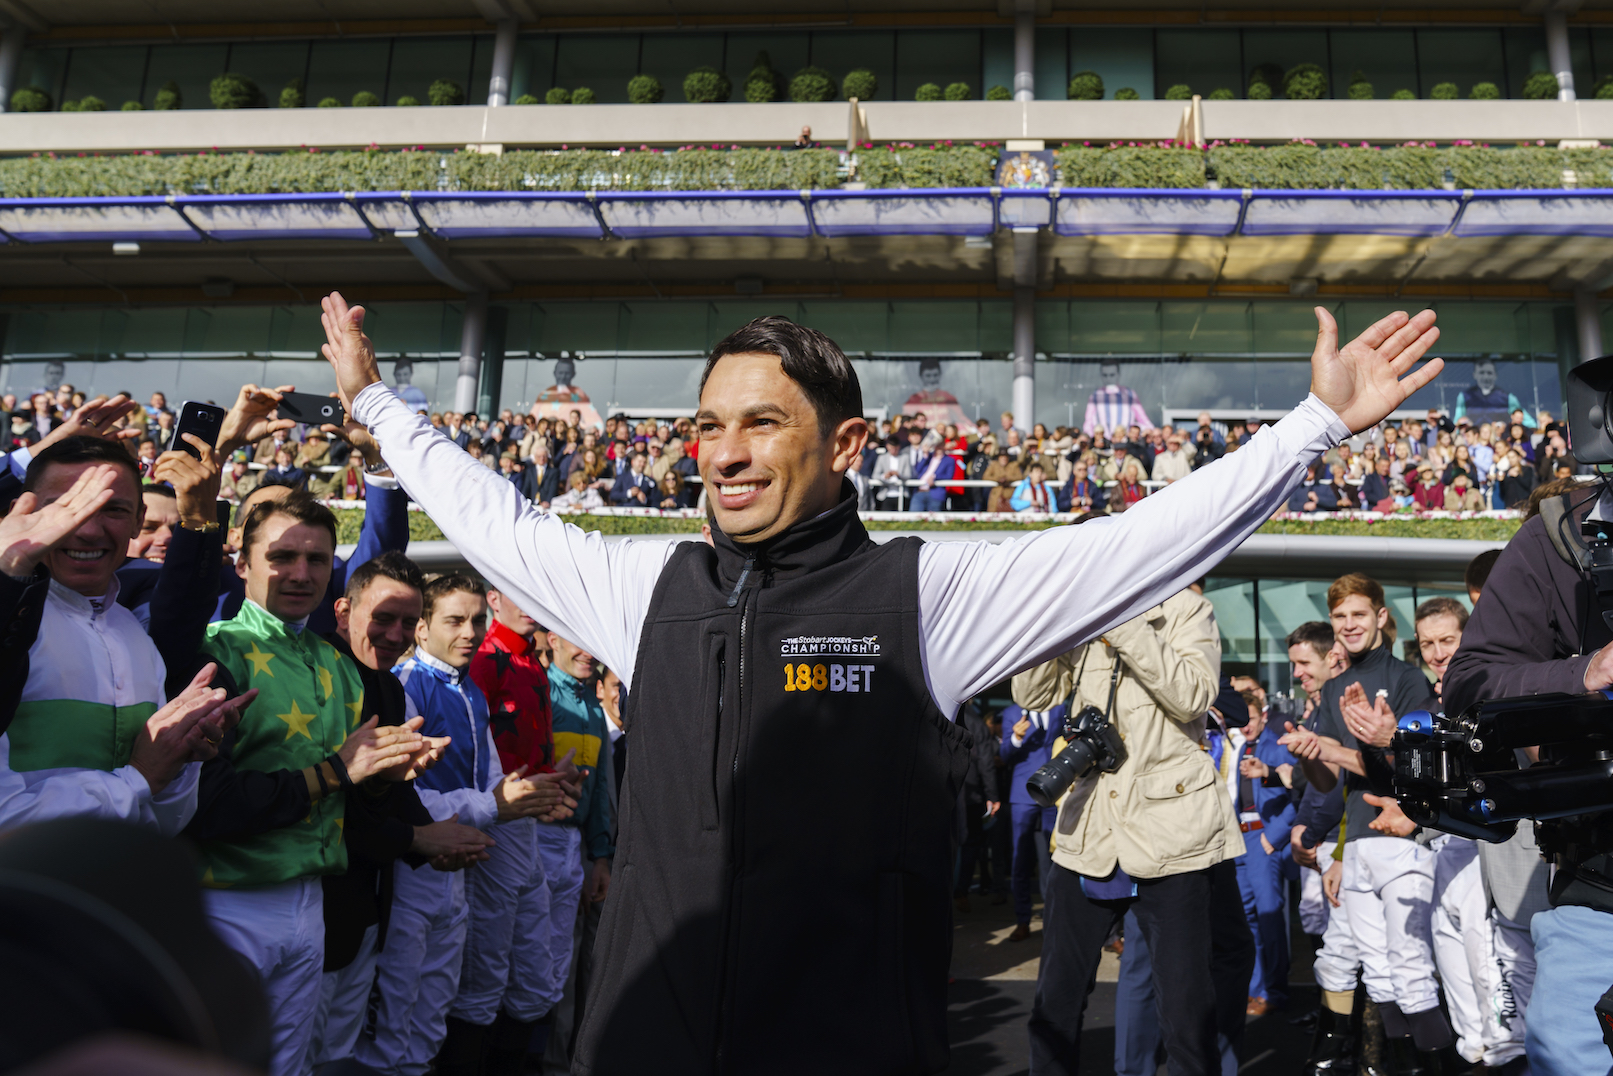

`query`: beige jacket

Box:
[1010,588,1241,880]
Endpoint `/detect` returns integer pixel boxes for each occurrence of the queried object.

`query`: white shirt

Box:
[356,384,1347,720]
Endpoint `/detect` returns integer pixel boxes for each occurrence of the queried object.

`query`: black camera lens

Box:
[1025,737,1101,808]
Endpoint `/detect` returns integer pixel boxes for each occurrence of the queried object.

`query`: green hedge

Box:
[3,142,1611,198]
[333,507,1520,545]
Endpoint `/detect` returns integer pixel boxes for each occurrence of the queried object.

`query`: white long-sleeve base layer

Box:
[355,383,1348,716]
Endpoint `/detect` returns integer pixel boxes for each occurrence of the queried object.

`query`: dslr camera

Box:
[1391,692,1613,843]
[1025,702,1129,808]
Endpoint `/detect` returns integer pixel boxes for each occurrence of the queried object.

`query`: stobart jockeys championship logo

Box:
[779,635,881,693]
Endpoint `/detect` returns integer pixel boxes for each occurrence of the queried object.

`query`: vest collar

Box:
[710,479,871,591]
[488,618,534,656]
[414,648,466,685]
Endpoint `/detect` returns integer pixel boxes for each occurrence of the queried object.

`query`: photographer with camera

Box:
[1012,584,1248,1076]
[1438,354,1613,1076]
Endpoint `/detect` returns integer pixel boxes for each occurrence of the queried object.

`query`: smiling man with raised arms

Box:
[320,292,1442,1076]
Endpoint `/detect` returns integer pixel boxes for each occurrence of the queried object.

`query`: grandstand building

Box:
[0,0,1583,688]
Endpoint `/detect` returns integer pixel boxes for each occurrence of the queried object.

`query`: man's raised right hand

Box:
[320,292,384,415]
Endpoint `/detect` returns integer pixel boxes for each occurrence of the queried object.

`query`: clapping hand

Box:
[1278,721,1324,761]
[1339,682,1397,749]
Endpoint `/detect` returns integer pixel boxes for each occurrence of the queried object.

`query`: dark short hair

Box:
[140,482,177,500]
[1286,620,1335,658]
[239,490,337,562]
[345,550,424,605]
[1415,595,1469,632]
[23,436,142,494]
[700,316,863,438]
[1464,548,1501,594]
[421,572,487,620]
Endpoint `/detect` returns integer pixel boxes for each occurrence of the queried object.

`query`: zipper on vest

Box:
[725,554,756,608]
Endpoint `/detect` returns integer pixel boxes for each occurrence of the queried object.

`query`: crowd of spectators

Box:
[0,384,625,1076]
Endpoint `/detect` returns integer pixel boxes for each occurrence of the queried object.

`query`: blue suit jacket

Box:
[610,469,658,506]
[999,702,1067,807]
[1236,724,1300,851]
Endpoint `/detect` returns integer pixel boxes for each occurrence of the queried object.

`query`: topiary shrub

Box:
[915,82,942,101]
[1597,74,1613,99]
[1347,71,1372,100]
[317,97,342,108]
[397,95,422,106]
[1248,62,1283,98]
[352,91,381,107]
[210,72,261,109]
[546,87,572,105]
[1523,71,1559,99]
[1164,83,1192,100]
[1283,63,1327,100]
[514,94,538,105]
[682,66,729,103]
[628,74,664,104]
[1392,88,1417,100]
[1469,82,1501,100]
[76,95,106,111]
[429,79,465,106]
[1247,81,1272,100]
[154,81,182,110]
[572,87,596,104]
[10,86,50,112]
[986,84,1012,101]
[121,100,142,110]
[842,68,877,101]
[1114,87,1140,100]
[60,100,80,112]
[1207,87,1235,100]
[280,80,305,108]
[1430,82,1458,100]
[944,82,971,101]
[789,66,834,103]
[745,52,781,103]
[1067,70,1103,101]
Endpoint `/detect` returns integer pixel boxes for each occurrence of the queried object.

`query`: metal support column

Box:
[1013,6,1035,102]
[0,28,26,113]
[455,293,489,414]
[477,304,509,418]
[1577,286,1604,363]
[1013,286,1035,431]
[487,19,517,107]
[1546,10,1577,102]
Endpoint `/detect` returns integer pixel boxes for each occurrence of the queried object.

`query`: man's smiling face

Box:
[34,460,142,597]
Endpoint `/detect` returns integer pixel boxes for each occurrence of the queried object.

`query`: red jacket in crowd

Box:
[469,618,556,775]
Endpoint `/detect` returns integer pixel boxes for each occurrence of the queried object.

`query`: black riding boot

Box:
[1359,999,1389,1076]
[1306,1004,1358,1075]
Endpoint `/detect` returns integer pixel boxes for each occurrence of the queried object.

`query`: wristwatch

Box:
[364,458,391,475]
[179,519,220,533]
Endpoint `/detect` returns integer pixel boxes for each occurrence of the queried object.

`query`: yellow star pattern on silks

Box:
[347,700,364,730]
[317,665,334,701]
[278,700,317,741]
[243,643,277,679]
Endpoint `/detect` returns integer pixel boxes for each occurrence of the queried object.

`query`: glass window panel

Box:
[305,39,392,108]
[1250,578,1335,695]
[979,300,1013,353]
[1250,302,1322,358]
[61,45,148,109]
[554,34,640,103]
[144,44,231,109]
[1504,27,1551,99]
[856,356,1010,427]
[1329,30,1418,101]
[1034,28,1067,102]
[640,33,726,100]
[708,302,799,344]
[1068,301,1160,355]
[887,301,982,353]
[894,30,981,101]
[808,30,896,101]
[510,35,556,102]
[1569,28,1595,98]
[982,28,1015,100]
[1155,29,1242,101]
[225,42,311,106]
[1203,579,1257,667]
[17,48,71,104]
[1035,300,1071,355]
[799,301,888,352]
[531,302,621,353]
[1069,28,1155,102]
[590,357,708,414]
[467,34,494,105]
[1384,585,1422,668]
[1416,30,1506,99]
[388,37,474,106]
[1161,301,1251,356]
[1240,31,1332,98]
[1594,29,1613,87]
[723,33,810,99]
[617,302,710,352]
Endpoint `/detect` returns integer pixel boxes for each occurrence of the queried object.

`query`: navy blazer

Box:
[1234,723,1300,851]
[999,701,1067,807]
[610,469,658,506]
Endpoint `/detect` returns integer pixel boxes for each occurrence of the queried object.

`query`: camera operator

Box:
[1012,584,1245,1076]
[1442,431,1613,1073]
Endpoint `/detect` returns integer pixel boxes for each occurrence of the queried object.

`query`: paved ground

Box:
[944,891,1317,1075]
